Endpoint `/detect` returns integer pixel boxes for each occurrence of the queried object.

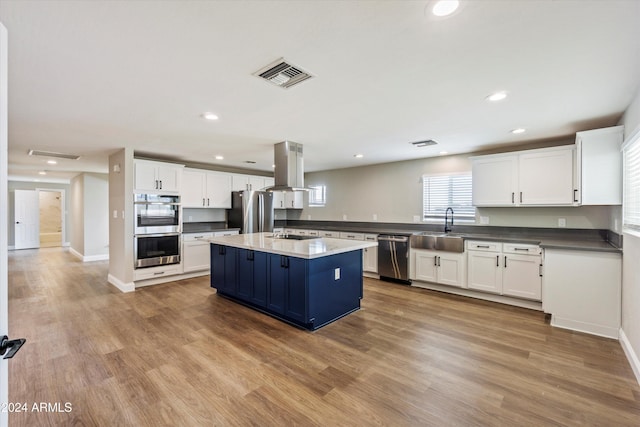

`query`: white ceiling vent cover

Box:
[28,149,80,160]
[253,58,313,89]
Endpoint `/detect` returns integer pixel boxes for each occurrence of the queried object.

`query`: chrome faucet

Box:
[444,207,454,233]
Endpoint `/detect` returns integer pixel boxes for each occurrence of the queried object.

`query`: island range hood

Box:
[268,141,308,192]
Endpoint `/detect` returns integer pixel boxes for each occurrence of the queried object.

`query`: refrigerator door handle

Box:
[258,193,264,232]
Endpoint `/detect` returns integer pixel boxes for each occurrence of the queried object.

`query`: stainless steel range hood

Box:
[267,141,308,192]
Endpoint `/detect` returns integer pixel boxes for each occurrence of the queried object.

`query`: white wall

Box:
[69,173,109,260]
[1,22,9,427]
[620,86,640,382]
[70,174,84,254]
[302,151,612,229]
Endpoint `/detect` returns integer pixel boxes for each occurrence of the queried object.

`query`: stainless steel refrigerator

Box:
[227,191,274,234]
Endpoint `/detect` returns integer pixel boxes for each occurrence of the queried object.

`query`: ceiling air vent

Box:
[254,58,313,89]
[28,149,80,160]
[411,140,438,148]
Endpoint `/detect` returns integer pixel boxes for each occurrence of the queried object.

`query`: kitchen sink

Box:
[410,233,465,253]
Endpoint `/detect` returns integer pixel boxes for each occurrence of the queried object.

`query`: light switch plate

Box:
[558,218,566,227]
[480,216,490,225]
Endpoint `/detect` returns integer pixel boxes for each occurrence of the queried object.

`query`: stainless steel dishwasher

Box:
[377,234,411,284]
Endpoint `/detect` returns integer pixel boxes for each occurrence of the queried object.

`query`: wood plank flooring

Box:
[7,247,640,426]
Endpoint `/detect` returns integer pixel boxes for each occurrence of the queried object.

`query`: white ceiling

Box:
[1,0,639,183]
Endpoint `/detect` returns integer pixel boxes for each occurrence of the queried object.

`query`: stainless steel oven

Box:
[134,194,180,234]
[134,233,181,269]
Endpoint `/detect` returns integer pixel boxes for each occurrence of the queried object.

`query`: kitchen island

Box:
[205,232,377,330]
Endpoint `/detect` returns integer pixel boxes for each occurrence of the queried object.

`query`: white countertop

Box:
[202,232,377,259]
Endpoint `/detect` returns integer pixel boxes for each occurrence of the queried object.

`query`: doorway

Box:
[13,188,66,250]
[38,190,63,247]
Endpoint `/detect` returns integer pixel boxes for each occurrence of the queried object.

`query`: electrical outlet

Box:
[334,268,340,280]
[558,218,566,227]
[373,213,377,221]
[113,210,117,219]
[342,214,348,221]
[307,214,311,220]
[413,215,420,222]
[188,215,193,221]
[480,216,490,225]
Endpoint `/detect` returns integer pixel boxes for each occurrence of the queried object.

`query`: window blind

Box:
[422,174,475,221]
[624,132,640,232]
[308,185,326,207]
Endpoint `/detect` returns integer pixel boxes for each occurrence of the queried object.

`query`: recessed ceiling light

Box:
[486,91,507,102]
[202,112,219,120]
[38,171,46,175]
[511,128,526,134]
[354,154,364,158]
[432,0,459,17]
[215,155,224,160]
[47,160,57,165]
[439,151,448,155]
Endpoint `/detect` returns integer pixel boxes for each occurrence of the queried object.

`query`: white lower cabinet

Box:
[411,249,466,288]
[182,230,239,273]
[363,234,378,273]
[543,249,621,338]
[183,232,213,273]
[467,241,541,300]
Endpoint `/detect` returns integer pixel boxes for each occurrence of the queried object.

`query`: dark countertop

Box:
[183,222,239,234]
[281,221,622,253]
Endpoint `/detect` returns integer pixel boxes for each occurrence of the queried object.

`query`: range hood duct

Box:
[268,141,307,192]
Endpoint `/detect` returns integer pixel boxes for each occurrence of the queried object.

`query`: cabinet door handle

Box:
[496,255,499,267]
[247,250,254,261]
[514,248,530,252]
[477,245,490,249]
[512,192,515,204]
[437,256,441,267]
[519,192,523,203]
[155,180,159,189]
[504,255,507,268]
[153,271,165,276]
[207,198,210,206]
[434,256,438,266]
[203,198,205,206]
[539,264,543,277]
[160,180,163,189]
[573,189,578,203]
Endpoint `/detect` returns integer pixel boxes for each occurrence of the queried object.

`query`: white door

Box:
[2,22,10,427]
[182,169,206,207]
[206,173,232,208]
[518,147,575,205]
[412,251,438,282]
[14,190,40,249]
[437,253,466,288]
[502,254,542,300]
[471,155,518,206]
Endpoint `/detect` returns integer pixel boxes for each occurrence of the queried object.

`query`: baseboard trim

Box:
[69,247,109,262]
[107,274,135,293]
[620,328,640,386]
[550,315,619,339]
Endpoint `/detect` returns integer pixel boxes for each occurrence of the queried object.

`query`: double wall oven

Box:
[134,194,181,269]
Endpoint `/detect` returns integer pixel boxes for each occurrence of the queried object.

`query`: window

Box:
[422,173,475,221]
[623,128,640,233]
[308,185,326,207]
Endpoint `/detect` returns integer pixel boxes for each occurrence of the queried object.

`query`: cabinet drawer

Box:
[183,232,213,242]
[339,232,365,240]
[134,264,183,281]
[466,241,502,252]
[307,230,319,236]
[320,231,339,238]
[503,243,541,255]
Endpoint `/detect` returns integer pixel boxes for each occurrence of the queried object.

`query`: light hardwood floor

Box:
[7,248,640,426]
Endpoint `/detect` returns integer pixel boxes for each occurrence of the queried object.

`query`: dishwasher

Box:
[377,234,411,284]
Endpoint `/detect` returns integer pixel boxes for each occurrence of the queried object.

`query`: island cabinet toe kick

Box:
[210,243,364,330]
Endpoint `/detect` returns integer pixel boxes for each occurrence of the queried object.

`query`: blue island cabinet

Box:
[210,243,364,330]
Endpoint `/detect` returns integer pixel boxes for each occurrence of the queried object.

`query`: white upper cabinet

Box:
[575,125,623,205]
[472,155,518,206]
[134,160,183,194]
[518,146,575,205]
[285,191,304,209]
[232,174,274,192]
[182,168,231,208]
[471,146,575,207]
